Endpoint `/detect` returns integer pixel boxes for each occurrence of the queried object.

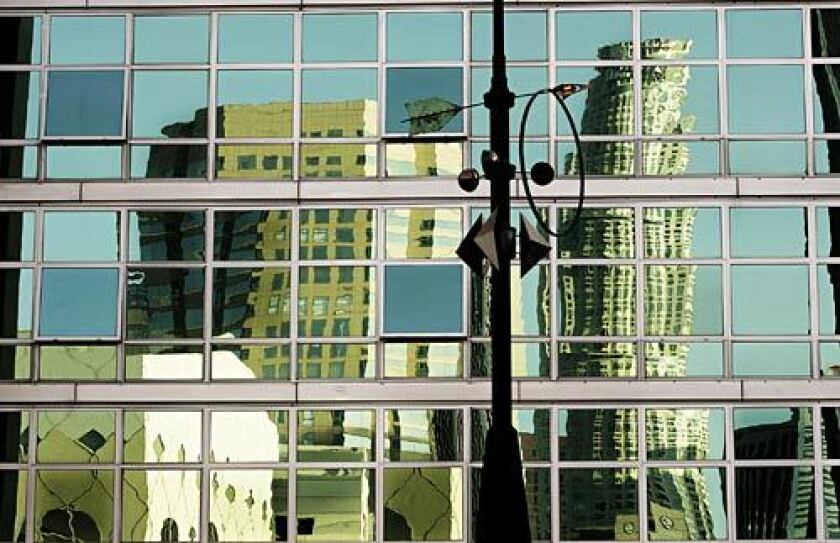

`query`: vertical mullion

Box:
[118,209,128,382]
[112,408,124,543]
[25,407,37,543]
[725,404,737,542]
[31,209,43,378]
[125,14,135,180]
[638,406,648,543]
[809,204,820,379]
[548,8,557,171]
[721,203,733,379]
[378,11,387,178]
[635,204,644,380]
[550,406,560,543]
[207,13,218,182]
[632,6,642,178]
[375,407,385,543]
[293,11,302,183]
[375,205,385,379]
[718,7,729,176]
[814,401,826,542]
[288,406,298,542]
[200,408,210,543]
[290,207,300,382]
[204,209,214,382]
[549,204,558,381]
[804,6,816,177]
[37,15,48,182]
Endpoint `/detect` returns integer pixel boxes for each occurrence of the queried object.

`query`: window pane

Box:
[813,9,840,57]
[210,469,288,541]
[39,345,116,381]
[734,407,813,459]
[122,470,200,542]
[471,342,550,378]
[302,69,377,138]
[299,342,374,379]
[642,65,719,135]
[300,144,377,179]
[132,71,208,138]
[214,210,291,261]
[558,265,637,336]
[554,68,613,133]
[211,411,288,462]
[472,67,548,137]
[472,409,549,461]
[820,265,840,336]
[558,140,635,177]
[647,468,727,540]
[46,145,121,179]
[558,468,639,540]
[0,146,38,179]
[386,142,463,176]
[128,211,204,262]
[126,344,203,380]
[387,12,462,61]
[211,343,290,380]
[212,267,291,339]
[386,68,463,134]
[644,208,721,258]
[134,144,208,179]
[643,141,720,176]
[123,411,201,463]
[384,342,462,378]
[556,11,632,60]
[216,144,291,180]
[0,411,28,462]
[0,345,31,381]
[297,410,374,462]
[645,342,724,378]
[729,140,806,176]
[645,265,722,336]
[813,65,840,133]
[217,70,292,138]
[37,410,115,463]
[0,212,34,261]
[383,467,462,540]
[816,140,840,175]
[44,211,118,262]
[296,469,375,541]
[385,208,461,259]
[40,268,117,337]
[726,9,803,58]
[34,470,114,541]
[558,341,637,378]
[728,66,804,133]
[134,16,208,63]
[384,265,462,334]
[825,467,840,538]
[559,408,637,461]
[46,71,123,137]
[0,72,39,139]
[303,13,377,62]
[558,208,634,258]
[647,408,725,460]
[298,266,375,337]
[736,466,814,539]
[50,16,124,64]
[642,10,718,59]
[0,470,26,542]
[472,11,546,61]
[473,264,549,336]
[126,268,204,339]
[385,409,463,461]
[472,468,550,540]
[0,17,41,64]
[731,265,809,335]
[218,14,292,64]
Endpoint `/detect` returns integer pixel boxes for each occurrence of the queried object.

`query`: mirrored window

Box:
[644,208,721,259]
[556,11,632,60]
[558,208,634,258]
[133,144,207,179]
[642,65,719,135]
[37,410,115,463]
[212,267,291,339]
[132,71,208,138]
[302,69,378,138]
[386,143,463,176]
[820,265,840,335]
[813,9,840,57]
[40,268,117,338]
[34,469,114,541]
[126,344,203,380]
[645,342,724,378]
[472,408,549,462]
[211,410,288,462]
[0,470,26,542]
[813,66,840,134]
[0,411,28,462]
[645,265,722,336]
[472,11,547,61]
[558,140,635,177]
[300,143,377,179]
[385,409,463,461]
[384,265,462,334]
[214,210,291,261]
[557,66,634,137]
[818,208,840,257]
[211,343,290,380]
[387,12,462,61]
[297,266,375,337]
[297,410,374,462]
[126,268,204,339]
[647,467,727,541]
[643,141,720,176]
[824,467,840,538]
[471,342,550,378]
[558,265,637,336]
[46,145,122,179]
[558,468,639,541]
[383,467,462,540]
[821,343,840,378]
[559,408,637,461]
[0,211,34,261]
[729,140,806,176]
[39,345,116,381]
[50,16,124,64]
[296,469,374,541]
[210,469,288,541]
[731,208,806,258]
[385,208,461,259]
[822,407,840,458]
[473,264,549,336]
[647,408,725,460]
[46,71,123,137]
[44,211,118,262]
[815,140,840,175]
[122,469,200,542]
[641,10,718,59]
[731,265,809,335]
[216,144,291,180]
[299,342,374,379]
[128,211,204,262]
[0,345,31,381]
[735,466,814,539]
[134,15,208,64]
[386,68,463,134]
[472,67,548,137]
[303,13,377,62]
[217,70,292,138]
[726,9,803,58]
[384,342,462,378]
[218,14,292,64]
[0,72,39,139]
[0,146,38,179]
[0,17,41,64]
[734,407,813,459]
[299,208,374,260]
[471,467,551,540]
[123,410,201,463]
[728,66,804,134]
[558,341,637,378]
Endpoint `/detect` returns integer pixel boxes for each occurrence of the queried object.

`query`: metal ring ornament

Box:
[517,88,587,238]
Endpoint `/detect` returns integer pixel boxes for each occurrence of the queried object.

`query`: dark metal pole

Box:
[474,0,532,539]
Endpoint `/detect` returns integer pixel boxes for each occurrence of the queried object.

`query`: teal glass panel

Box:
[387,12,462,61]
[126,268,204,339]
[303,13,377,62]
[726,9,803,58]
[0,147,37,179]
[733,342,811,377]
[644,265,722,336]
[642,141,720,176]
[734,407,813,459]
[218,14,292,64]
[729,141,806,176]
[0,269,32,339]
[472,11,547,61]
[731,265,809,335]
[730,207,806,258]
[386,67,463,134]
[727,65,804,133]
[50,16,125,64]
[217,70,293,138]
[44,211,118,261]
[131,144,207,179]
[820,265,840,335]
[129,211,204,262]
[0,72,40,139]
[642,65,718,135]
[641,10,718,59]
[302,68,378,138]
[556,11,632,60]
[0,211,35,261]
[648,468,728,540]
[558,408,638,461]
[0,17,41,64]
[134,15,209,63]
[470,141,548,172]
[556,66,634,136]
[46,71,124,137]
[816,140,840,175]
[646,408,725,460]
[384,265,462,334]
[39,268,118,337]
[471,67,547,136]
[643,207,721,258]
[817,207,838,257]
[558,140,635,177]
[132,71,208,138]
[45,146,121,179]
[645,342,724,378]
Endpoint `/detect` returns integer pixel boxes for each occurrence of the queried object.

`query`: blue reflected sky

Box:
[731,265,809,335]
[50,16,125,64]
[387,12,462,61]
[384,265,462,334]
[556,10,631,60]
[132,71,207,138]
[733,342,811,376]
[134,16,208,63]
[303,14,376,62]
[726,9,803,58]
[728,66,804,134]
[46,71,124,137]
[729,141,806,176]
[386,68,462,134]
[472,12,547,61]
[472,67,547,137]
[46,146,121,179]
[218,14,292,64]
[641,10,718,59]
[43,212,118,261]
[302,69,377,103]
[730,208,806,258]
[40,268,119,337]
[218,70,292,106]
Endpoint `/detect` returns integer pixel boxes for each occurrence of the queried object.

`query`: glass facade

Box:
[2,3,840,543]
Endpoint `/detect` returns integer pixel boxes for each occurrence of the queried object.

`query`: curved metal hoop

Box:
[517,88,587,238]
